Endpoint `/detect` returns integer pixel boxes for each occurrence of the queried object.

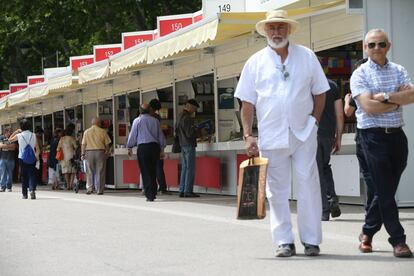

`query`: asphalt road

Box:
[1,187,413,276]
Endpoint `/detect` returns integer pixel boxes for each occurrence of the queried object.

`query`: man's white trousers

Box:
[261,126,322,246]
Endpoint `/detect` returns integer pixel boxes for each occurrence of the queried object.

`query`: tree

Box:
[0,0,201,89]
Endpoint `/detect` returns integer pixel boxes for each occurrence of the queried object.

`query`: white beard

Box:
[267,36,289,49]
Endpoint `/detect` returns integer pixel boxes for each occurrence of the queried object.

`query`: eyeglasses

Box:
[367,41,387,49]
[277,64,289,80]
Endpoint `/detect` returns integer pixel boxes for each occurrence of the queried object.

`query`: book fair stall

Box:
[1,0,413,206]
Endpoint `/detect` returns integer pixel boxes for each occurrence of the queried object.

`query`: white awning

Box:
[147,12,264,64]
[48,71,74,91]
[7,89,29,107]
[78,59,110,84]
[147,0,345,64]
[110,42,148,74]
[28,82,49,100]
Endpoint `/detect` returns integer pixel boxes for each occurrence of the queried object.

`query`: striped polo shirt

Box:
[350,58,412,129]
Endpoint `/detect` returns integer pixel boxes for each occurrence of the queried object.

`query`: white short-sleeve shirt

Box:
[234,44,329,149]
[17,131,37,159]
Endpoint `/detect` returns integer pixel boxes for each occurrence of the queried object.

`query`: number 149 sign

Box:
[202,0,246,18]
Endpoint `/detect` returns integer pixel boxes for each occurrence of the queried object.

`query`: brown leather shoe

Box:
[359,233,372,253]
[393,243,413,258]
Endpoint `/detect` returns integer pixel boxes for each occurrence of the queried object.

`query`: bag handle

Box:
[248,157,255,166]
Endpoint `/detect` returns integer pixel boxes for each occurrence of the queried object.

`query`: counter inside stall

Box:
[113,133,360,199]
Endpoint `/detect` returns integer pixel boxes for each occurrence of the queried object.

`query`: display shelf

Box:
[316,41,363,134]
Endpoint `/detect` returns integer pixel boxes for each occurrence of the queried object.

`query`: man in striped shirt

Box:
[351,28,414,258]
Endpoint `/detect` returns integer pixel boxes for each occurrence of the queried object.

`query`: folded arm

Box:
[356,92,398,114]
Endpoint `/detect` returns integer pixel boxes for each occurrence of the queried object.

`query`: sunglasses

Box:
[278,64,289,80]
[367,41,387,49]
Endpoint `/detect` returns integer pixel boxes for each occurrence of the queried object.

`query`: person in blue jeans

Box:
[176,99,201,198]
[9,119,40,199]
[0,128,18,192]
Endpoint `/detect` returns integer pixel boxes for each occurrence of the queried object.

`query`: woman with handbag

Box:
[47,128,63,190]
[57,127,77,190]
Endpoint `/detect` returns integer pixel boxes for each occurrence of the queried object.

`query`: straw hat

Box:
[255,10,299,36]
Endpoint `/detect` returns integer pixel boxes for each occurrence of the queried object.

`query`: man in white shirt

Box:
[9,119,40,199]
[235,10,329,257]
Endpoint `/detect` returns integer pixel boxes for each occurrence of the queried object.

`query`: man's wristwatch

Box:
[382,92,390,103]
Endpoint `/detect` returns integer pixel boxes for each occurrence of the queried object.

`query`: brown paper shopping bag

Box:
[237,157,268,220]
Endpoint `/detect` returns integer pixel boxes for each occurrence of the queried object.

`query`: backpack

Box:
[21,134,37,165]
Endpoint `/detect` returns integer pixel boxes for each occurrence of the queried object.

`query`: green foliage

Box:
[0,0,201,89]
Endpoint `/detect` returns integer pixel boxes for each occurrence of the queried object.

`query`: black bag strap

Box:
[21,133,32,145]
[248,157,255,166]
[21,133,35,154]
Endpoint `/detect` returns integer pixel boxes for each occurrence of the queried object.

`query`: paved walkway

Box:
[0,186,413,276]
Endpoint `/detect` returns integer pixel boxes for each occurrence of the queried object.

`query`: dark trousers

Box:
[359,128,407,246]
[316,135,338,214]
[137,143,160,200]
[156,159,167,191]
[19,160,37,196]
[355,131,375,213]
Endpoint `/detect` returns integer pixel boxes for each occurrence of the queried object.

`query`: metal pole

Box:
[56,50,59,67]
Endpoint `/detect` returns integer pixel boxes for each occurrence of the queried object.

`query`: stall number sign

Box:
[10,85,27,93]
[28,77,45,85]
[123,34,153,50]
[159,17,193,37]
[203,0,245,17]
[71,57,94,71]
[95,47,122,62]
[0,92,9,98]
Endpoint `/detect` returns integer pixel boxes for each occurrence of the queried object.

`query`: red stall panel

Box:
[236,154,249,184]
[123,160,140,184]
[195,156,221,189]
[164,159,179,187]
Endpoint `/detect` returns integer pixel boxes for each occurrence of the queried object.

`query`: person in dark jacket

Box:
[316,79,344,221]
[177,99,200,198]
[47,128,63,190]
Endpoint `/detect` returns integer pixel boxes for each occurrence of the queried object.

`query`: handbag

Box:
[171,135,181,153]
[237,157,268,220]
[56,149,64,161]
